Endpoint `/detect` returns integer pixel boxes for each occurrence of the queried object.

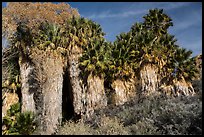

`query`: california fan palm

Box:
[107,32,137,105]
[130,9,174,96]
[64,17,109,119]
[9,21,68,134]
[170,48,198,96]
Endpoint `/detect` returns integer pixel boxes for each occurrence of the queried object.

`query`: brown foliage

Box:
[2,92,19,119]
[2,2,80,37]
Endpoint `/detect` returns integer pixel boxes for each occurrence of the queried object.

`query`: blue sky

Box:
[2,2,202,57]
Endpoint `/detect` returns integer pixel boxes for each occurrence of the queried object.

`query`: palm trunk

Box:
[67,45,109,119]
[159,78,195,97]
[111,79,128,105]
[67,45,86,117]
[140,63,159,96]
[86,73,107,118]
[111,77,137,106]
[20,48,65,135]
[159,84,175,96]
[19,57,36,113]
[173,78,195,96]
[194,54,202,80]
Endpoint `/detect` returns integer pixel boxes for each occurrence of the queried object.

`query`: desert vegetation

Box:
[2,2,202,135]
[57,93,202,135]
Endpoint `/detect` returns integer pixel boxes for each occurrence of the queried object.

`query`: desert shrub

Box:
[86,94,202,135]
[192,79,202,100]
[56,120,95,135]
[2,103,36,135]
[96,116,130,135]
[127,118,159,135]
[15,112,36,135]
[125,95,202,135]
[153,96,202,135]
[57,116,130,135]
[57,94,202,135]
[115,107,137,126]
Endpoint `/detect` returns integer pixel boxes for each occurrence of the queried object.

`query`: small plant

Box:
[16,111,36,135]
[2,103,36,135]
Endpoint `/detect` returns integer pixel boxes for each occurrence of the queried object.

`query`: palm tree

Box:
[158,35,199,97]
[193,54,202,80]
[8,22,36,114]
[107,32,137,105]
[141,8,198,97]
[130,9,174,96]
[143,8,173,40]
[79,38,110,117]
[35,22,68,50]
[109,10,173,100]
[169,48,198,96]
[64,17,109,118]
[128,22,160,96]
[10,22,68,134]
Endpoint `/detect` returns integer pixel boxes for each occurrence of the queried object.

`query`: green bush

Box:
[15,112,36,135]
[2,103,36,135]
